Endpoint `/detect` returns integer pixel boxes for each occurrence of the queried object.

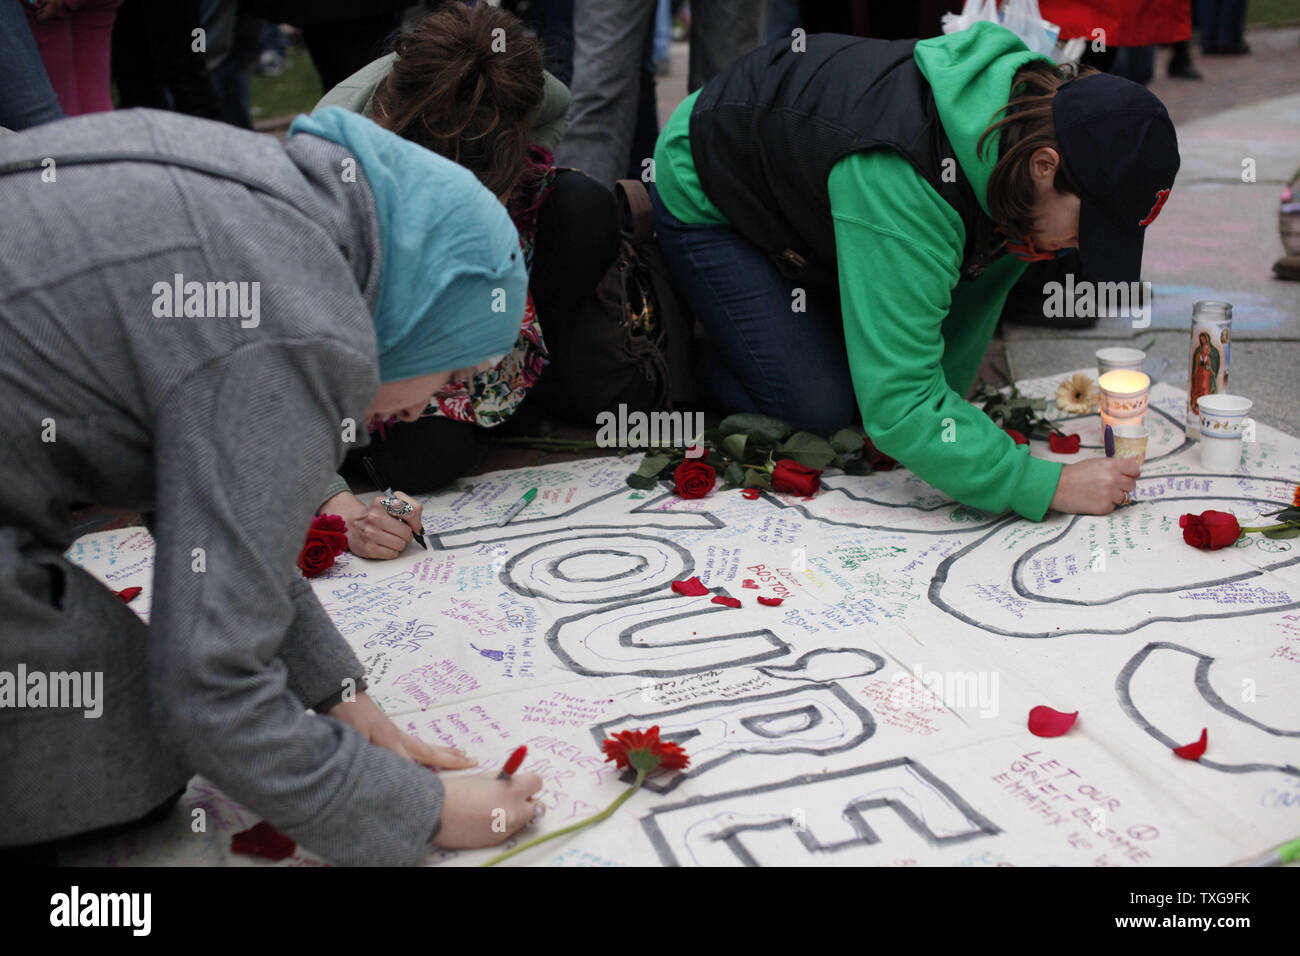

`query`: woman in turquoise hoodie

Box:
[652,22,1180,521]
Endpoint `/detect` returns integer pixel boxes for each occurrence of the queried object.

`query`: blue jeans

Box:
[0,0,64,130]
[649,184,859,432]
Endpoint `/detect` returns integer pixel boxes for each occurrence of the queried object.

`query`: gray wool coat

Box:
[0,109,445,865]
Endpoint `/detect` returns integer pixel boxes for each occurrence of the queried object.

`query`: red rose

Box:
[672,460,716,499]
[310,513,349,553]
[862,437,898,471]
[1048,432,1081,454]
[771,459,821,496]
[1179,510,1241,550]
[1005,428,1029,445]
[298,536,337,577]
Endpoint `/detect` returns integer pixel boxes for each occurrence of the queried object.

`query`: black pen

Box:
[362,456,427,550]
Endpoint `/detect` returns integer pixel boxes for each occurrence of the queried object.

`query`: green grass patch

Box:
[1247,0,1300,27]
[249,50,323,124]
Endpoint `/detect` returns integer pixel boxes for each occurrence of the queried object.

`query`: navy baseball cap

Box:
[1053,73,1180,284]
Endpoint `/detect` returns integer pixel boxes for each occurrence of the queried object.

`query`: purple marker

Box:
[1104,424,1115,458]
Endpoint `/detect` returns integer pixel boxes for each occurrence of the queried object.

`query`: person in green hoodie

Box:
[651,21,1180,521]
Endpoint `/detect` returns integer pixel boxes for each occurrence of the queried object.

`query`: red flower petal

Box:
[757,596,783,606]
[1048,432,1081,454]
[711,595,742,608]
[230,821,296,862]
[670,576,709,596]
[1173,728,1208,761]
[1028,705,1078,737]
[116,586,142,603]
[1005,428,1029,445]
[502,745,528,775]
[741,579,759,589]
[740,488,761,500]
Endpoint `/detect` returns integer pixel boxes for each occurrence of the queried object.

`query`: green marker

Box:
[497,487,538,527]
[1247,835,1300,866]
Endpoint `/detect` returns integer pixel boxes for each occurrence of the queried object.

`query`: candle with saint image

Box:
[1098,369,1150,427]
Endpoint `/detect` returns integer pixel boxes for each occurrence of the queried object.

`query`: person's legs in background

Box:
[112,0,221,119]
[68,0,124,115]
[628,14,660,179]
[649,184,859,432]
[513,0,575,87]
[300,13,402,94]
[530,169,621,342]
[555,0,655,191]
[0,0,64,130]
[1113,46,1155,86]
[209,12,260,128]
[24,8,78,116]
[1199,0,1250,55]
[1168,39,1201,78]
[765,0,801,44]
[687,0,764,93]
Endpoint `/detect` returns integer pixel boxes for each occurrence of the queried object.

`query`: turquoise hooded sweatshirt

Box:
[655,22,1063,521]
[290,107,528,383]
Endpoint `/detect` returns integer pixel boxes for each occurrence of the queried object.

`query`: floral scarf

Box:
[424,145,558,428]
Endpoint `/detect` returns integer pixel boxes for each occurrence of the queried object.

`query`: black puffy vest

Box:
[689,34,1006,290]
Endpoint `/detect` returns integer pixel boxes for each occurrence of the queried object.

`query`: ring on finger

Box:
[1120,489,1133,506]
[379,494,414,517]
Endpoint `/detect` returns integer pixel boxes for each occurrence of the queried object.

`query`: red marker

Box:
[497,746,527,780]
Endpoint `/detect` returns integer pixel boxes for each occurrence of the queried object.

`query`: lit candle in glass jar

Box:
[1098,370,1151,427]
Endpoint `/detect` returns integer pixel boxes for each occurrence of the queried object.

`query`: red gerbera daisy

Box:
[602,725,690,774]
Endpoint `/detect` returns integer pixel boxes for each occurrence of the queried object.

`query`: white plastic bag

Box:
[941,0,1081,65]
[941,0,999,34]
[1001,0,1061,56]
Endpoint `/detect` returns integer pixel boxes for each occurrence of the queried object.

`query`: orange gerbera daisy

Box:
[602,725,690,773]
[1293,484,1300,508]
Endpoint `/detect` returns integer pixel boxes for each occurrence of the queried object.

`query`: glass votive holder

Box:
[1098,369,1150,427]
[1110,424,1149,466]
[1096,347,1146,379]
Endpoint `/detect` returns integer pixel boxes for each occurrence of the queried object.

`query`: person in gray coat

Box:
[0,105,543,865]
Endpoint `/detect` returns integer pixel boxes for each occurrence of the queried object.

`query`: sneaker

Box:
[1168,58,1202,79]
[257,50,286,77]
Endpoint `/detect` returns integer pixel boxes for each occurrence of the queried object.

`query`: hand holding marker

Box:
[498,746,528,780]
[362,456,427,550]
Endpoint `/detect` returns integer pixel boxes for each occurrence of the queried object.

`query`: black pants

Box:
[112,0,222,119]
[300,13,401,94]
[0,787,185,868]
[344,169,620,495]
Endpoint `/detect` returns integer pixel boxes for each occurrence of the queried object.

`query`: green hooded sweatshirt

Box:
[653,22,1062,521]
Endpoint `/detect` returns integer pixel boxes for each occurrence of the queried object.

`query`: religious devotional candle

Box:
[1186,300,1232,437]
